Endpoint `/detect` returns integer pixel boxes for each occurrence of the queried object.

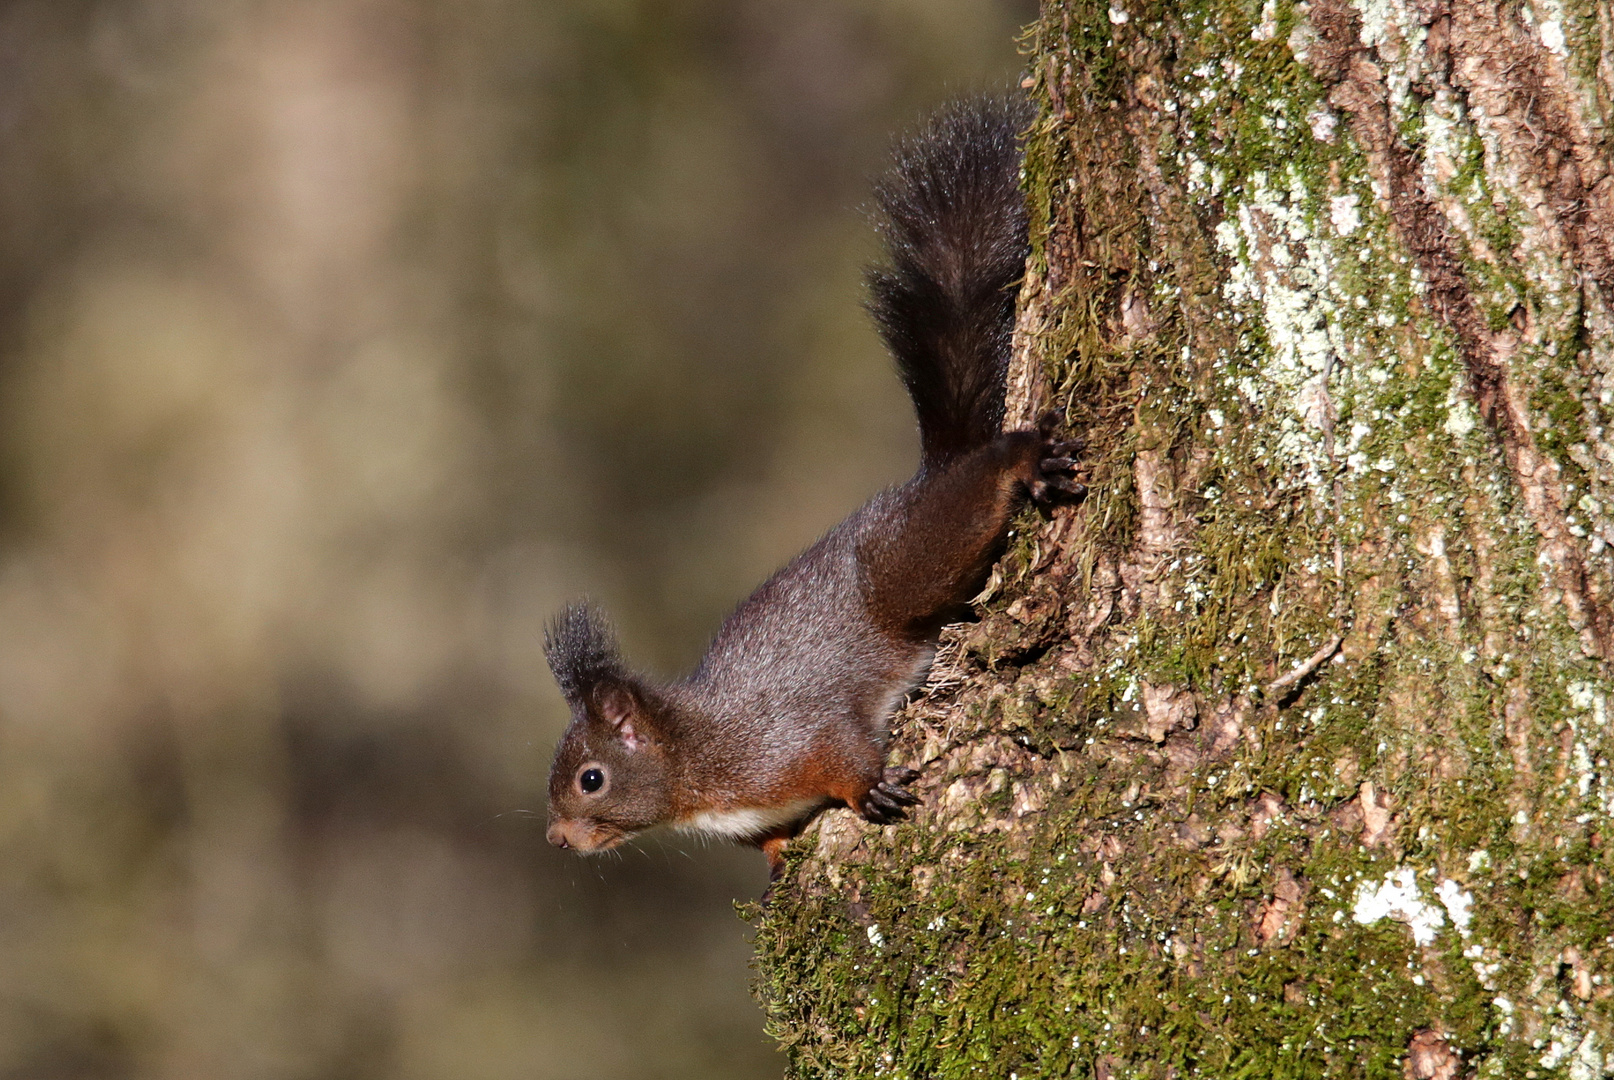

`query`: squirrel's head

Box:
[543,603,672,853]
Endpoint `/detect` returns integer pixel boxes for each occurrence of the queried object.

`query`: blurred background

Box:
[0,1,1034,1076]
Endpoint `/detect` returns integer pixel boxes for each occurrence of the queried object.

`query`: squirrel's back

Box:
[866,95,1032,471]
[687,94,1034,729]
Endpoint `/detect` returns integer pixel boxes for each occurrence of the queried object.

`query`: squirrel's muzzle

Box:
[546,818,622,852]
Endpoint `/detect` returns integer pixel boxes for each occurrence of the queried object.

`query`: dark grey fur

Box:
[543,602,625,705]
[867,94,1033,470]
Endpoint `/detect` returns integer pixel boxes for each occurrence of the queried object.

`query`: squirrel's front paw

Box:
[856,767,921,824]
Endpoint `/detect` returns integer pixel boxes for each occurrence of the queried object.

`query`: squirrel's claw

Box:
[859,789,906,823]
[856,767,922,823]
[1030,436,1087,508]
[876,783,920,806]
[1042,474,1087,495]
[1026,413,1087,511]
[1030,475,1087,509]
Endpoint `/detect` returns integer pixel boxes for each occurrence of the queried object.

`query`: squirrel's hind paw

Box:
[1030,428,1087,509]
[1030,472,1087,509]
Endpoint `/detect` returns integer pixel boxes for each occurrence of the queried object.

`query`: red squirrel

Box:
[543,95,1082,879]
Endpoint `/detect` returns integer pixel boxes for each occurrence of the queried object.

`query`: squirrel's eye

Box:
[579,767,606,794]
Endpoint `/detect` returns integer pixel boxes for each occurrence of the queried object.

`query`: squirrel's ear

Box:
[545,602,625,705]
[595,682,646,750]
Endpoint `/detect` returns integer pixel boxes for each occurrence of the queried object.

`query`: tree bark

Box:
[754,1,1614,1077]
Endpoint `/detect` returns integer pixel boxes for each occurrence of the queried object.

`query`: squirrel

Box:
[543,95,1083,881]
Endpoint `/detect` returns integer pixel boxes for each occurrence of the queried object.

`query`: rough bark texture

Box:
[753,1,1614,1077]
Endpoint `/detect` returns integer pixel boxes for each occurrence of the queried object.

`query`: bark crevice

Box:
[1310,0,1613,662]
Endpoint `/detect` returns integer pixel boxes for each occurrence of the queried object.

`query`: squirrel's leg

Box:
[862,419,1083,640]
[755,764,921,900]
[804,742,921,826]
[757,832,793,904]
[758,831,793,881]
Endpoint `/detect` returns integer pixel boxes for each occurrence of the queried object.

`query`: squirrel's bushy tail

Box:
[867,94,1032,471]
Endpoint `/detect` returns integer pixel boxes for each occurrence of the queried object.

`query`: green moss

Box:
[755,0,1614,1075]
[757,750,1512,1079]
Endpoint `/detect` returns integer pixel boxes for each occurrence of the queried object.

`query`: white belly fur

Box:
[680,798,824,840]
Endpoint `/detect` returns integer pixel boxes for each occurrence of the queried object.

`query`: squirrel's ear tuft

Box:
[544,602,625,705]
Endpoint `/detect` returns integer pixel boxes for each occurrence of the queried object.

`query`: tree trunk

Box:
[753,0,1614,1076]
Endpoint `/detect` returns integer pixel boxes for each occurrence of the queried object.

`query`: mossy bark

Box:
[753,1,1614,1077]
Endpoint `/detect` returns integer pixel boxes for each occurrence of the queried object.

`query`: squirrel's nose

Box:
[546,823,571,849]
